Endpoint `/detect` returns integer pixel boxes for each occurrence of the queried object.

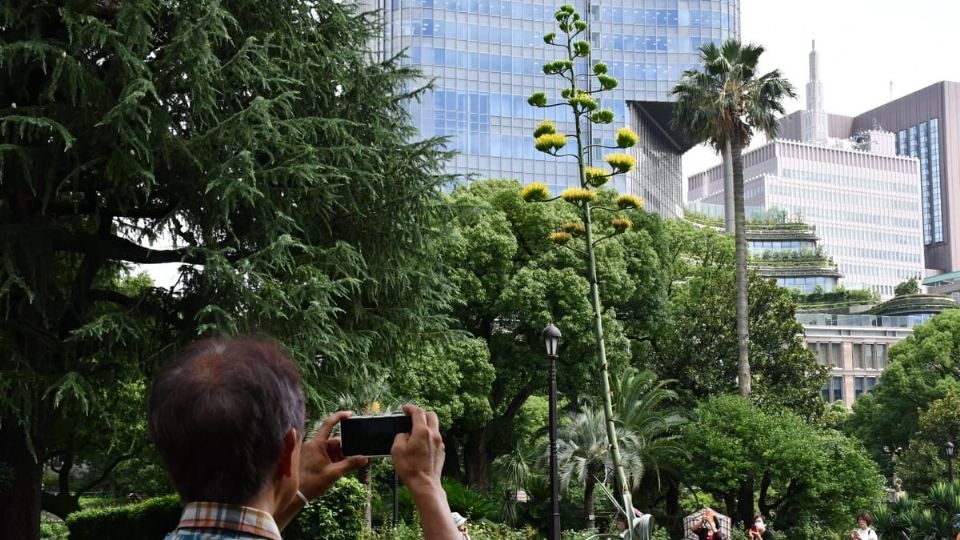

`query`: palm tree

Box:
[557,406,634,530]
[557,370,686,529]
[670,39,796,397]
[327,374,399,530]
[611,368,687,487]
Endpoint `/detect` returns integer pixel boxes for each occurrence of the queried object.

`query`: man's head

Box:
[148,336,305,505]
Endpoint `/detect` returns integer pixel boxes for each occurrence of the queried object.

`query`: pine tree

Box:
[0,1,453,536]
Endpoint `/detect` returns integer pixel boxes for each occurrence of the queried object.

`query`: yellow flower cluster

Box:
[616,194,643,210]
[615,127,639,148]
[548,231,573,244]
[605,152,636,172]
[584,166,609,187]
[535,133,567,153]
[521,182,551,202]
[561,221,586,234]
[561,187,598,203]
[611,217,633,232]
[533,120,557,137]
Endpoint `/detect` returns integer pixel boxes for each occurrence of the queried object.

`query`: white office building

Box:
[686,43,925,298]
[687,139,923,298]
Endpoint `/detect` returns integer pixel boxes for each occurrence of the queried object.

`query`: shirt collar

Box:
[177,501,282,540]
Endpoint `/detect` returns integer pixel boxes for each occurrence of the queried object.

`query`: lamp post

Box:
[543,322,562,540]
[946,441,955,483]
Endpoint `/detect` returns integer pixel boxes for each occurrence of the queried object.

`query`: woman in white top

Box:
[849,511,878,540]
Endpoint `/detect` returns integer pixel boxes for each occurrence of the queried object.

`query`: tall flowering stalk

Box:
[521,4,643,535]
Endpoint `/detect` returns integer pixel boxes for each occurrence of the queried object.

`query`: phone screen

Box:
[340,414,413,457]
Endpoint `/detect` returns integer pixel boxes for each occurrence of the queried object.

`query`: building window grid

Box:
[929,118,943,242]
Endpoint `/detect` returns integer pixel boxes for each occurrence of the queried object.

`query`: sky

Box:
[682,0,960,177]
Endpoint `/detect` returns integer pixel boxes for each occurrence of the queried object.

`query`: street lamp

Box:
[946,441,955,483]
[542,322,562,540]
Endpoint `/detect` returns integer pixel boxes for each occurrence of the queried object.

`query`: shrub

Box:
[66,494,181,540]
[285,476,367,540]
[67,476,365,540]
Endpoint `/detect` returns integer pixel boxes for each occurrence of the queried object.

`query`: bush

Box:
[67,477,366,540]
[66,494,181,540]
[285,476,367,540]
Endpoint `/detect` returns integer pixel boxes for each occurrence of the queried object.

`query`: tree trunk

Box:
[360,465,372,529]
[731,133,751,397]
[463,429,491,492]
[0,420,43,540]
[736,476,755,528]
[584,474,597,530]
[722,139,735,234]
[441,430,461,481]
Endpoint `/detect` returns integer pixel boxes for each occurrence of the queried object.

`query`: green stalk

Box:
[569,41,635,539]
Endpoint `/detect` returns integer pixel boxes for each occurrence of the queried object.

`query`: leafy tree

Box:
[893,389,960,494]
[442,179,666,493]
[671,40,796,398]
[0,1,453,536]
[682,396,883,536]
[848,310,960,463]
[522,4,648,526]
[651,252,828,419]
[894,277,920,297]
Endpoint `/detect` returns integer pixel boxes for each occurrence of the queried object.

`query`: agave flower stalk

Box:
[522,4,645,536]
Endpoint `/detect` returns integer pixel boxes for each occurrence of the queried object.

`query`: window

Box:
[864,343,875,369]
[876,344,887,369]
[853,344,864,369]
[867,377,878,392]
[831,343,842,368]
[855,377,864,399]
[833,376,843,402]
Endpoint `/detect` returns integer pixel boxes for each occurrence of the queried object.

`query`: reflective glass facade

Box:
[368,0,740,217]
[897,118,943,245]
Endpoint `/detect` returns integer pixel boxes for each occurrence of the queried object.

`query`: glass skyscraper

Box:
[364,0,740,218]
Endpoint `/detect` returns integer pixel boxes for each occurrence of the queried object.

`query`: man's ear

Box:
[277,427,299,477]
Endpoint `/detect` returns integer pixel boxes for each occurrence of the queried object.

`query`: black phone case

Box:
[340,414,413,457]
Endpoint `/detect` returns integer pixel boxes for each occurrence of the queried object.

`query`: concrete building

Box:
[781,81,960,274]
[687,138,924,298]
[363,0,741,218]
[688,43,925,298]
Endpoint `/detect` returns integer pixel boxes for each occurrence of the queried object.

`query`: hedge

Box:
[67,476,367,540]
[66,494,181,540]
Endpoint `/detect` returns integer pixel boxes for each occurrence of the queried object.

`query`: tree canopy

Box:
[682,395,883,536]
[1,0,454,535]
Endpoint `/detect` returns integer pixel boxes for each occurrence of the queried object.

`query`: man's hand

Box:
[391,404,445,494]
[299,411,368,501]
[391,404,459,540]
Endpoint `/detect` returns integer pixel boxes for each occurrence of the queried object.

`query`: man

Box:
[148,336,460,539]
[691,508,724,540]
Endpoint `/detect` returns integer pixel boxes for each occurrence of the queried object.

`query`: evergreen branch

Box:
[49,229,207,264]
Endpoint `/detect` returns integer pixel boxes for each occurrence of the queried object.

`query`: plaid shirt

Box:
[166,501,282,540]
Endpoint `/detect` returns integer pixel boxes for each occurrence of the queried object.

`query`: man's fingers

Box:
[316,410,352,441]
[425,410,439,432]
[325,438,345,462]
[403,403,427,429]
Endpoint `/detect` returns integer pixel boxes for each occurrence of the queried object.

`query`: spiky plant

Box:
[521,3,645,533]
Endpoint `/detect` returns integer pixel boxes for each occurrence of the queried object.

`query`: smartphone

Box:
[340,414,413,457]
